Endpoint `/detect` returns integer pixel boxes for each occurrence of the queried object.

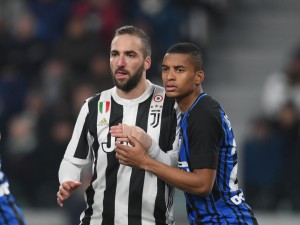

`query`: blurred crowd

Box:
[0,0,233,213]
[243,45,300,212]
[1,0,300,220]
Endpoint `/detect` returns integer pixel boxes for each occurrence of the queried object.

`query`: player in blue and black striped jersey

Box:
[0,134,27,225]
[115,42,258,224]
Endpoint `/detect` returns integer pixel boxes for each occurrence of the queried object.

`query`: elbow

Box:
[198,189,211,198]
[193,186,213,197]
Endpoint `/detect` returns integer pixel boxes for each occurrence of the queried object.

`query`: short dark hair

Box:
[166,42,203,70]
[114,25,151,58]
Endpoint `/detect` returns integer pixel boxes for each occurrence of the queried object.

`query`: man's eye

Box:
[176,68,184,72]
[127,53,135,58]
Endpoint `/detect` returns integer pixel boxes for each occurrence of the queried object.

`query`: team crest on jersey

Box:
[99,101,110,114]
[154,95,163,102]
[150,105,162,128]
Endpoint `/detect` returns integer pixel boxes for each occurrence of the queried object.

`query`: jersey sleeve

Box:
[58,159,83,183]
[63,100,93,166]
[188,101,222,170]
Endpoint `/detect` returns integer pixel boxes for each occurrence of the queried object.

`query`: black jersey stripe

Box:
[159,96,177,152]
[220,122,243,224]
[154,179,168,225]
[74,113,90,159]
[186,193,205,225]
[102,98,123,225]
[127,95,151,225]
[223,117,247,224]
[5,195,25,225]
[0,206,9,225]
[208,195,221,224]
[81,94,100,225]
[154,96,177,225]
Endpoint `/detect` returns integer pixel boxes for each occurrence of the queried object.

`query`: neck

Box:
[177,89,203,114]
[116,78,148,100]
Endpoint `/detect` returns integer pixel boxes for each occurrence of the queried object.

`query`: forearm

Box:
[143,157,214,196]
[147,141,178,167]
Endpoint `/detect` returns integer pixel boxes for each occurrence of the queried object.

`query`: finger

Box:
[61,182,71,191]
[57,195,64,207]
[110,127,123,133]
[57,199,63,207]
[59,188,69,198]
[116,137,129,143]
[70,181,82,189]
[118,159,129,166]
[115,142,131,151]
[127,135,138,147]
[57,191,66,207]
[115,151,127,160]
[110,131,123,138]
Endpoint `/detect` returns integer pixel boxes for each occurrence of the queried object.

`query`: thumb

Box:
[127,135,138,147]
[70,181,82,189]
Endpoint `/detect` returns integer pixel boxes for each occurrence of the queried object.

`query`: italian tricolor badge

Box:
[99,101,110,114]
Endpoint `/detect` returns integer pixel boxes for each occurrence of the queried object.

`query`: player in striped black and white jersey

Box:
[0,134,27,225]
[56,25,180,225]
[114,43,258,225]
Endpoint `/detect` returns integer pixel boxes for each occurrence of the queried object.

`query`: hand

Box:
[57,181,82,207]
[110,124,152,150]
[110,123,129,143]
[115,135,149,169]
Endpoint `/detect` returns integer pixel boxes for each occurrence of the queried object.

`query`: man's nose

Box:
[117,56,126,67]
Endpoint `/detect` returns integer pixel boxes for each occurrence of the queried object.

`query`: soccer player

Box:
[114,42,258,224]
[0,134,27,225]
[56,25,180,225]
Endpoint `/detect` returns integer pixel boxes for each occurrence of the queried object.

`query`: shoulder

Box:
[87,88,114,105]
[193,95,221,115]
[189,95,222,127]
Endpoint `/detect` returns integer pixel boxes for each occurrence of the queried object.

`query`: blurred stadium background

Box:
[1,0,300,224]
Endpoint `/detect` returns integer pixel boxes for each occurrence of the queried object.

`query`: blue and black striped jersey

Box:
[178,93,258,225]
[0,158,27,225]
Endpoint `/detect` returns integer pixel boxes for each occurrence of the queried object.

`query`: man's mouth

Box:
[115,70,128,78]
[165,85,176,92]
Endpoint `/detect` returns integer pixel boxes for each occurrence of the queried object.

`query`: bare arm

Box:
[115,135,216,196]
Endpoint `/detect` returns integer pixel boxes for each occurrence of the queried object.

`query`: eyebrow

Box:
[111,49,138,54]
[161,64,185,69]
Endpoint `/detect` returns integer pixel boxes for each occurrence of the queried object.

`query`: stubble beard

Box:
[111,64,144,92]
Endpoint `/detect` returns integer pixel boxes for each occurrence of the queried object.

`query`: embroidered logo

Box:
[98,118,108,126]
[150,105,162,128]
[99,101,110,114]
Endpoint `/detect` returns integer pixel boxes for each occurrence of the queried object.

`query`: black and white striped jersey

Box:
[61,81,180,225]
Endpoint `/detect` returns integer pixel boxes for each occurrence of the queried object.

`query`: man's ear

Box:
[194,70,205,86]
[144,56,151,70]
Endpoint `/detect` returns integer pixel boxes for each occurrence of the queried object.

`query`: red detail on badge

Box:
[154,95,163,102]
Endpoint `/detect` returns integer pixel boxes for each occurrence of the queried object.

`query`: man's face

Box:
[161,53,202,100]
[110,34,149,92]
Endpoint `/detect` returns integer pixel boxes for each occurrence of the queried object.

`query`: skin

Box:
[110,34,151,99]
[57,33,151,207]
[114,53,216,196]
